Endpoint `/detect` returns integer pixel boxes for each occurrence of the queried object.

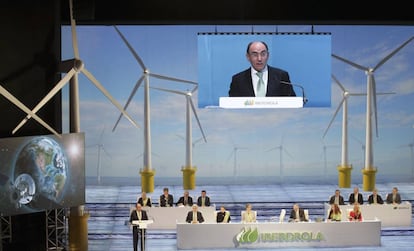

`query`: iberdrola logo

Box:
[236,227,259,245]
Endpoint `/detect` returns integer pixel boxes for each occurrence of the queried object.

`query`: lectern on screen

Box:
[197,33,332,108]
[0,132,85,216]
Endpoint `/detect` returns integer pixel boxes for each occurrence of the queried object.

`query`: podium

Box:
[219,97,304,108]
[131,220,153,251]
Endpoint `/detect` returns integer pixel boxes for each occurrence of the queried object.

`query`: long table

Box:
[176,220,381,249]
[142,206,216,229]
[324,202,412,227]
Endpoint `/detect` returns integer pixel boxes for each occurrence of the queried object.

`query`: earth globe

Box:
[13,136,68,209]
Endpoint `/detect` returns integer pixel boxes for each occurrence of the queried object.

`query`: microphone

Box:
[280,80,308,105]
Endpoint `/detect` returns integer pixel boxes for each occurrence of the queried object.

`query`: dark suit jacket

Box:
[216,211,231,223]
[159,194,174,207]
[386,193,401,204]
[289,208,308,222]
[137,197,152,207]
[329,195,345,205]
[197,196,211,207]
[367,194,384,204]
[186,211,205,223]
[228,66,296,97]
[348,193,364,205]
[129,209,149,230]
[177,196,193,206]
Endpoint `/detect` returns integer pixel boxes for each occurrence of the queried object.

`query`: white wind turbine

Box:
[88,126,112,185]
[9,0,139,136]
[110,26,197,192]
[151,86,207,169]
[319,141,340,179]
[227,146,248,177]
[332,36,413,190]
[266,137,293,182]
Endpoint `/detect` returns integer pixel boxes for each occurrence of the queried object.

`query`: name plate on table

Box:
[219,97,304,108]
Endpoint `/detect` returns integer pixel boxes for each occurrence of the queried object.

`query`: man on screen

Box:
[228,41,296,97]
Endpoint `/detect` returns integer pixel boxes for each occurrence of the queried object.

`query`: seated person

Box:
[386,187,402,204]
[367,188,384,204]
[197,190,211,207]
[159,187,174,207]
[348,203,363,222]
[348,186,364,205]
[329,189,345,205]
[289,203,308,222]
[137,191,152,207]
[241,203,257,223]
[216,205,231,223]
[328,203,342,221]
[186,205,205,224]
[176,190,193,207]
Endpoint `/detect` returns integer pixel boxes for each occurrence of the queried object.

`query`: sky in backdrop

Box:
[61,25,414,183]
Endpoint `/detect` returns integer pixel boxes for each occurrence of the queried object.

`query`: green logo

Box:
[236,227,259,244]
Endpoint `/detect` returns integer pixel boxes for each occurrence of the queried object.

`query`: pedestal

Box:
[337,164,352,188]
[182,166,197,190]
[362,168,377,191]
[140,169,155,193]
[132,220,153,251]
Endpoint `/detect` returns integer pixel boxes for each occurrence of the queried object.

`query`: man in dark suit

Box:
[129,203,149,251]
[367,188,384,204]
[288,203,308,222]
[176,190,193,206]
[197,190,211,207]
[186,204,205,224]
[329,189,345,205]
[386,187,402,204]
[159,187,174,207]
[348,186,364,205]
[228,41,296,97]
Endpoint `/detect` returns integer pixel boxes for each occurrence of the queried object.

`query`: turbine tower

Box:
[151,86,207,189]
[111,26,197,193]
[267,136,292,183]
[332,36,413,191]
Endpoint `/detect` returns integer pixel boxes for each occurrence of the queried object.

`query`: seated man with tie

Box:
[216,205,231,223]
[129,203,149,251]
[177,190,193,207]
[186,204,205,224]
[197,190,211,207]
[367,188,384,204]
[228,41,296,97]
[329,189,345,205]
[289,203,308,222]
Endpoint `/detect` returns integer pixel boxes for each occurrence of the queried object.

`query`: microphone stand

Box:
[280,80,308,106]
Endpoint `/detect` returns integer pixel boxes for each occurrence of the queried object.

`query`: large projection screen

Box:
[198,33,332,108]
[0,132,85,216]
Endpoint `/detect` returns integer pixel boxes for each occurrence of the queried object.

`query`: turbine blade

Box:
[68,0,80,59]
[149,72,198,85]
[189,97,207,143]
[112,75,144,132]
[150,86,186,96]
[323,97,346,138]
[81,68,140,129]
[113,25,146,71]
[332,54,368,71]
[331,74,346,93]
[371,76,379,137]
[373,36,414,71]
[0,85,60,138]
[12,68,77,134]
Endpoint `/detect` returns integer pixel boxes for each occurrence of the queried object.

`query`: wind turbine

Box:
[111,26,197,193]
[227,146,248,178]
[399,138,414,178]
[319,141,340,180]
[332,36,413,191]
[151,86,207,188]
[9,0,139,137]
[266,137,292,183]
[87,126,112,185]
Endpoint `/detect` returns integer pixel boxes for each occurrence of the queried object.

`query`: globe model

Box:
[13,136,68,207]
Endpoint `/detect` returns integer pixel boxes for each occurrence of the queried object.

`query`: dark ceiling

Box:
[60,0,414,25]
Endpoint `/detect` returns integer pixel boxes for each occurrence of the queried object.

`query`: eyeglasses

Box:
[249,51,268,58]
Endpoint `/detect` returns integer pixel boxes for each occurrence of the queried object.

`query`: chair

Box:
[279,209,286,223]
[241,210,257,223]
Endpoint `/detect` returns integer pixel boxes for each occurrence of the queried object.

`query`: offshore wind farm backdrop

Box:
[61,25,414,185]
